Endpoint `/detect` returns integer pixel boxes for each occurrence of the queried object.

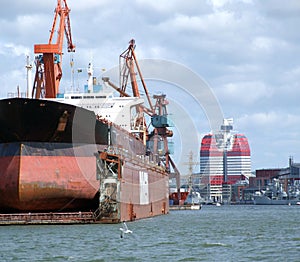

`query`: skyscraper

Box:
[200,119,251,202]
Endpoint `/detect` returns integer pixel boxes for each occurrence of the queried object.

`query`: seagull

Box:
[120,221,133,238]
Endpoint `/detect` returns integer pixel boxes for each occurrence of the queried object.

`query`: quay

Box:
[170,204,201,211]
[0,212,98,225]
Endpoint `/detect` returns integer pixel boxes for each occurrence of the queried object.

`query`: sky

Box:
[1,0,300,174]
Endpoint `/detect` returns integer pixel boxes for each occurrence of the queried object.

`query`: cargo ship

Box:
[0,90,171,222]
[0,1,178,222]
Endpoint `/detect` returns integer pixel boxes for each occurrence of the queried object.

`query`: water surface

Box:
[0,205,299,261]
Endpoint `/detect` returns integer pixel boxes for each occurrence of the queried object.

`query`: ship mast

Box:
[32,0,75,99]
[25,55,33,98]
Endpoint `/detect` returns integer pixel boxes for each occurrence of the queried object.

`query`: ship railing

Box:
[7,92,27,98]
[105,146,166,174]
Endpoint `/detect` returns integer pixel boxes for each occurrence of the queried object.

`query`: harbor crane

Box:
[103,39,181,197]
[32,0,75,99]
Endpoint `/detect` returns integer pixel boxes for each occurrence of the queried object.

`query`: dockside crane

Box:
[119,39,154,110]
[104,39,181,196]
[32,0,75,99]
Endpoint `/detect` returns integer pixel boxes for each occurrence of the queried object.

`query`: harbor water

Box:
[1,205,299,261]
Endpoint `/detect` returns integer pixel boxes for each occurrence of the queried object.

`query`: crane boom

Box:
[119,39,154,112]
[32,0,75,99]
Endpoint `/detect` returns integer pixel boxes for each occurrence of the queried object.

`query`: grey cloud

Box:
[1,0,300,170]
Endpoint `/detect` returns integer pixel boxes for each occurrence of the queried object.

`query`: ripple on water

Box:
[0,206,299,261]
[201,242,232,248]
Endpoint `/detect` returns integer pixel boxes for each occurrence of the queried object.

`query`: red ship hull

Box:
[0,142,100,212]
[0,98,169,221]
[119,166,169,222]
[96,152,169,222]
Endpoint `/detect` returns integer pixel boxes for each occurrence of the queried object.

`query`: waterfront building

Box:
[244,157,300,200]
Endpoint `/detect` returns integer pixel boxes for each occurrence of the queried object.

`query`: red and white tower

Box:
[200,119,251,202]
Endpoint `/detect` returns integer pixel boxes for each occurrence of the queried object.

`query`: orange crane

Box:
[32,0,75,99]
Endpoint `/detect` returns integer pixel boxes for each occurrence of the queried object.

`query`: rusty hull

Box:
[0,143,100,212]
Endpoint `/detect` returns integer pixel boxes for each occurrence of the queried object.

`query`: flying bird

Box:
[120,221,133,238]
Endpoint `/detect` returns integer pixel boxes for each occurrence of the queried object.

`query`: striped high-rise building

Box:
[200,119,251,202]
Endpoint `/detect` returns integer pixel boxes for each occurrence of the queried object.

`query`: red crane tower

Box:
[32,0,75,99]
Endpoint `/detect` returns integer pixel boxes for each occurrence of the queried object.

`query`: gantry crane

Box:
[32,0,75,99]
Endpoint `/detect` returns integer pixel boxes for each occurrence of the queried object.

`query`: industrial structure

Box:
[0,0,180,223]
[246,157,300,205]
[199,118,251,203]
[33,0,75,99]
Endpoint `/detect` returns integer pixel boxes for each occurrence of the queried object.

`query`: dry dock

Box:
[0,212,97,225]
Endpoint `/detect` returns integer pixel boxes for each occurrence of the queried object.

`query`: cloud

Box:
[235,111,300,168]
[1,0,300,170]
[283,66,300,83]
[2,43,30,57]
[256,0,300,18]
[237,112,300,138]
[217,81,272,106]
